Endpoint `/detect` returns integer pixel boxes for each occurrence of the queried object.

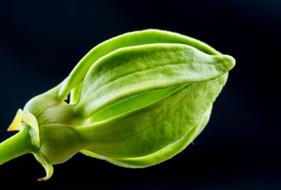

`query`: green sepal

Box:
[23,110,40,148]
[33,151,54,181]
[58,29,220,101]
[76,43,234,117]
[78,73,228,164]
[81,104,211,168]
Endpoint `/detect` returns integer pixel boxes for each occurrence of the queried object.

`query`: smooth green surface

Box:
[60,29,220,101]
[0,29,235,180]
[79,74,227,163]
[77,43,233,116]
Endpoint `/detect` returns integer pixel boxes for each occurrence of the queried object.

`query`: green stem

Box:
[0,128,37,165]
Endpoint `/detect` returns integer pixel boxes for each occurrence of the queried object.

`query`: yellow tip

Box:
[7,109,23,132]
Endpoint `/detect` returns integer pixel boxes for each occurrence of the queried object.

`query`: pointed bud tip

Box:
[223,55,236,71]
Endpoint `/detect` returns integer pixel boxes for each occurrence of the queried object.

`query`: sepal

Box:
[33,151,54,181]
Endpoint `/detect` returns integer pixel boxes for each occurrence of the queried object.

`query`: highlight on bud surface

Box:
[0,29,235,180]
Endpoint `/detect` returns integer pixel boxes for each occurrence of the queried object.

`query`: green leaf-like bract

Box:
[0,29,235,180]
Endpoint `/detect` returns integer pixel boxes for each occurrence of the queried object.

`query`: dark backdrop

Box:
[0,0,280,189]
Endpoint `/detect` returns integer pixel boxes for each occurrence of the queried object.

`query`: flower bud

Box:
[0,29,235,180]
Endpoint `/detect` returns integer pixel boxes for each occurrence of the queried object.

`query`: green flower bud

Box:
[0,29,235,181]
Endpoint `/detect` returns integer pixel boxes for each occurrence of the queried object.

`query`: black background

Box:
[0,0,280,189]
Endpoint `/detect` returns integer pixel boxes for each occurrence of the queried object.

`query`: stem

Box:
[0,128,37,165]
